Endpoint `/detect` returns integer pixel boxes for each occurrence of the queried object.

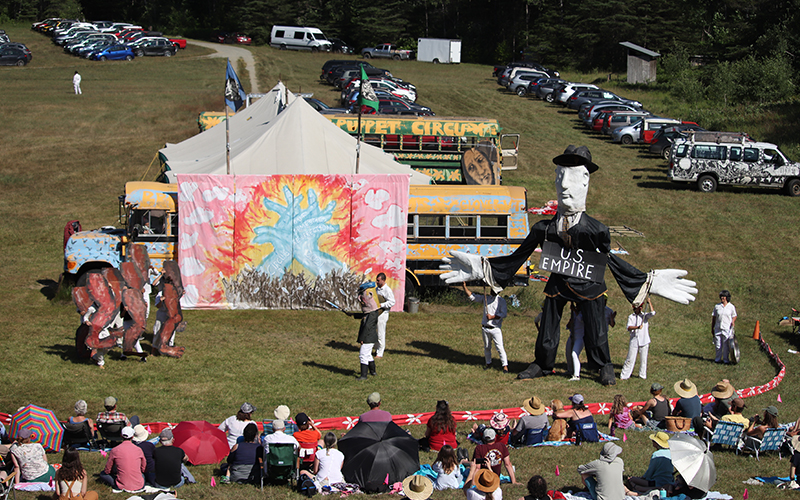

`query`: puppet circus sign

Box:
[176,174,408,311]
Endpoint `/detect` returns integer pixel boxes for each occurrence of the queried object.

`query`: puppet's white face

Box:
[555,165,590,214]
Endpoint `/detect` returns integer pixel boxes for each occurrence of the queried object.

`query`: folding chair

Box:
[522,427,548,446]
[261,443,297,490]
[741,427,787,460]
[96,421,124,448]
[297,441,317,473]
[0,471,17,500]
[62,420,95,449]
[707,421,745,453]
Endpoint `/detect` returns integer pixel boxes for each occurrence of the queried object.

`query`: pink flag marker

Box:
[556,465,560,476]
[211,477,217,487]
[778,394,782,403]
[100,450,107,457]
[743,488,748,499]
[623,433,627,442]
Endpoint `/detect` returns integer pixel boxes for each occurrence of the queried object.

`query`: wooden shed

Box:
[619,41,660,84]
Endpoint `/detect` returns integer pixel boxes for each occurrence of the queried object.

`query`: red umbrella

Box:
[171,420,229,465]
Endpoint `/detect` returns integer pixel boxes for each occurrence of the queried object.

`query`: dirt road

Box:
[187,40,259,93]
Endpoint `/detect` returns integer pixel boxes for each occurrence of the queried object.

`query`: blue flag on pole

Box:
[224,59,247,112]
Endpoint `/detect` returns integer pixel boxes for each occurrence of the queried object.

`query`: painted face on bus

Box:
[462,148,494,185]
[554,165,589,215]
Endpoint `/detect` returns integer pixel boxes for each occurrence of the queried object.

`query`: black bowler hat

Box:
[552,145,599,173]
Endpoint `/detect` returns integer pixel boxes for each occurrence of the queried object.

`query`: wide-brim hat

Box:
[600,442,622,462]
[274,405,291,420]
[133,424,149,442]
[791,435,800,453]
[674,378,698,398]
[402,474,433,500]
[649,432,670,449]
[240,402,256,414]
[711,381,735,399]
[523,396,546,416]
[490,412,509,429]
[552,145,599,173]
[474,469,500,493]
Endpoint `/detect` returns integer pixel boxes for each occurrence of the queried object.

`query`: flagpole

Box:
[225,58,231,175]
[356,64,363,175]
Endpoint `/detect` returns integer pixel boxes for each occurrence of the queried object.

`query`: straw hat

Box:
[523,396,546,416]
[791,435,800,453]
[649,432,670,449]
[674,378,698,398]
[474,469,500,493]
[402,475,433,500]
[711,381,735,399]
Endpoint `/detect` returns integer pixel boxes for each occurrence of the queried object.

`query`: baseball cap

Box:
[569,394,584,405]
[159,428,173,441]
[483,428,496,442]
[18,428,33,440]
[121,426,134,439]
[104,396,117,407]
[367,392,381,405]
[295,413,310,426]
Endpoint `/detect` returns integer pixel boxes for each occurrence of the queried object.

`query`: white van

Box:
[270,26,332,52]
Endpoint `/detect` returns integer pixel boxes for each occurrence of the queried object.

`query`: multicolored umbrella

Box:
[172,420,229,465]
[10,404,64,452]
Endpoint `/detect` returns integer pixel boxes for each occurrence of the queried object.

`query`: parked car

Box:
[499,67,547,87]
[0,42,31,58]
[327,63,389,85]
[347,91,433,115]
[131,38,177,57]
[0,46,31,65]
[583,103,640,127]
[600,111,652,135]
[493,61,559,78]
[648,124,706,159]
[304,97,350,114]
[525,77,565,98]
[555,83,599,105]
[341,78,417,104]
[225,32,251,45]
[668,132,800,195]
[568,89,642,111]
[91,44,134,61]
[0,30,8,43]
[329,38,354,54]
[508,72,548,95]
[361,43,413,60]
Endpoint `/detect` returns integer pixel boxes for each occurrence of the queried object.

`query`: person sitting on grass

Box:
[627,432,673,494]
[473,428,519,485]
[54,447,98,500]
[634,383,672,430]
[463,467,502,500]
[720,398,749,426]
[421,401,458,452]
[69,400,96,436]
[788,436,800,487]
[300,432,345,488]
[698,380,735,432]
[10,428,55,484]
[554,394,598,444]
[219,402,256,449]
[511,396,549,446]
[152,428,186,490]
[132,424,156,486]
[432,445,464,490]
[224,423,262,484]
[518,475,558,500]
[608,394,638,437]
[99,426,146,492]
[577,443,636,500]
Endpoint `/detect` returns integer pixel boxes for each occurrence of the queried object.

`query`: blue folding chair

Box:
[707,421,745,453]
[742,427,787,460]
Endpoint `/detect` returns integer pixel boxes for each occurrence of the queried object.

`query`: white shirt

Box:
[314,448,344,484]
[713,302,737,336]
[73,73,81,85]
[465,486,503,500]
[470,293,506,329]
[264,430,299,453]
[219,416,252,449]
[376,283,396,311]
[627,310,655,345]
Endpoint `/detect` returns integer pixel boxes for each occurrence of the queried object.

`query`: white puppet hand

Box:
[649,269,698,305]
[439,251,484,284]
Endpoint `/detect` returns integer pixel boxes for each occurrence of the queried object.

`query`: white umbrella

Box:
[669,433,717,491]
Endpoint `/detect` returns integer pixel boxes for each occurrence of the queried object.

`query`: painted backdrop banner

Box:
[177,174,407,310]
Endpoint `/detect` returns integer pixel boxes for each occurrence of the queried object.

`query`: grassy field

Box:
[1,22,800,500]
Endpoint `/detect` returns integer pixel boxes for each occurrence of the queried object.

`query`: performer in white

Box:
[711,290,736,363]
[620,296,655,380]
[374,272,395,358]
[73,71,82,95]
[440,145,697,385]
[462,282,509,373]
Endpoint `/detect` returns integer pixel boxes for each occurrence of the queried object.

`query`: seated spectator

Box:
[299,432,345,487]
[787,418,800,438]
[96,396,132,427]
[720,398,749,426]
[69,400,96,433]
[262,405,299,437]
[789,436,800,484]
[634,383,672,429]
[577,443,633,500]
[463,467,501,500]
[421,401,458,452]
[512,396,549,446]
[546,400,568,442]
[99,426,146,491]
[153,428,186,490]
[473,428,518,485]
[219,402,256,449]
[54,447,98,500]
[359,392,393,422]
[10,428,55,484]
[519,475,554,500]
[555,394,598,444]
[224,423,262,484]
[472,413,511,446]
[627,432,673,493]
[698,380,735,432]
[263,420,299,453]
[132,424,155,486]
[672,379,702,420]
[746,405,779,440]
[432,445,463,490]
[608,394,638,437]
[293,413,322,448]
[403,474,434,500]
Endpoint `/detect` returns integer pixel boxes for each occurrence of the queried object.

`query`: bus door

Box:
[500,133,520,170]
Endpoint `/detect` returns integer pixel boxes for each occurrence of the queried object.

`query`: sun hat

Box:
[763,406,779,417]
[104,396,117,407]
[483,428,496,442]
[74,400,88,415]
[730,398,746,411]
[490,412,509,429]
[649,432,670,449]
[650,382,664,392]
[274,405,291,420]
[402,474,433,500]
[159,428,173,441]
[474,469,500,493]
[599,442,622,463]
[240,402,256,414]
[121,426,135,439]
[295,413,310,426]
[523,396,546,416]
[711,381,735,399]
[133,424,149,442]
[18,428,33,440]
[569,394,584,405]
[553,145,599,173]
[367,392,381,405]
[791,435,800,453]
[674,378,698,398]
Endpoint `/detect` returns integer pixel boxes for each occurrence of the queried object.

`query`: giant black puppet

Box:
[441,145,697,385]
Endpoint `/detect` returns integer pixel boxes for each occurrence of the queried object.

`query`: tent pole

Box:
[225,105,231,175]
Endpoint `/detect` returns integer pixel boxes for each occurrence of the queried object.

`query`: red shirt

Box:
[103,440,146,491]
[473,441,509,477]
[426,421,457,451]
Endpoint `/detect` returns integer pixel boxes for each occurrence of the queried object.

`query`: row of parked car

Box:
[500,67,800,196]
[0,29,33,66]
[32,18,186,61]
[319,59,434,116]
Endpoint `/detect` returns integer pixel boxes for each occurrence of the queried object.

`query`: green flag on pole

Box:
[359,64,379,113]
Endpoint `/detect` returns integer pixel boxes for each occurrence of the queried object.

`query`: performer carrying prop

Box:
[342,282,382,380]
[440,145,698,385]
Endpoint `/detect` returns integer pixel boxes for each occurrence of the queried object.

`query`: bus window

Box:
[417,215,445,237]
[448,215,477,238]
[384,134,400,150]
[480,215,508,238]
[401,135,419,149]
[421,136,438,151]
[364,134,381,147]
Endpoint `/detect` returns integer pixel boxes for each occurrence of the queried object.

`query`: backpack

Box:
[297,476,317,498]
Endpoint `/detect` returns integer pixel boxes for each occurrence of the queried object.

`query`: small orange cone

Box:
[752,321,761,340]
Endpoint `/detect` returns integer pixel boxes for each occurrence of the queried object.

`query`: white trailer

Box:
[416,38,461,64]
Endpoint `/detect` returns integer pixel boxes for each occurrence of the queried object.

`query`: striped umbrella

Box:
[10,404,64,452]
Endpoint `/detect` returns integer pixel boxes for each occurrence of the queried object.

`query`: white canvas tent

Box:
[159,82,430,184]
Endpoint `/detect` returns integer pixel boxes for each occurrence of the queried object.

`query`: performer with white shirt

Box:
[711,290,737,363]
[374,272,396,358]
[462,282,509,373]
[620,296,655,380]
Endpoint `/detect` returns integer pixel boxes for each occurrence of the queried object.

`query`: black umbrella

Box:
[339,420,420,493]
